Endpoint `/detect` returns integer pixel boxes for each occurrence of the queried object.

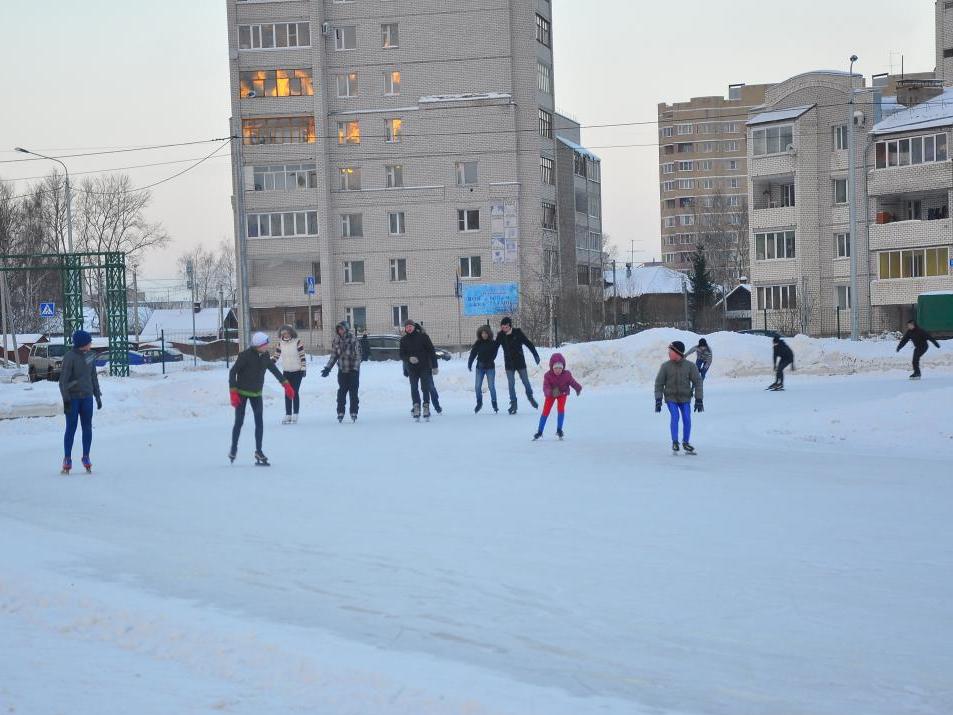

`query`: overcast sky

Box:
[0,0,936,283]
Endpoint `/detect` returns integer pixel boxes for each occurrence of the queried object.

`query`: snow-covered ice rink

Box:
[1,330,951,714]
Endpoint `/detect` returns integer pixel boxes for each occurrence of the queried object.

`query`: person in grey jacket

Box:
[684,338,712,380]
[58,330,102,473]
[654,340,703,454]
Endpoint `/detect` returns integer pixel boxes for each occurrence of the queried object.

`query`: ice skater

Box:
[273,325,306,424]
[533,353,582,441]
[896,319,941,379]
[399,319,437,421]
[58,330,102,474]
[468,325,499,413]
[321,322,362,422]
[229,332,295,465]
[769,336,795,390]
[496,316,540,414]
[684,338,712,380]
[654,340,703,454]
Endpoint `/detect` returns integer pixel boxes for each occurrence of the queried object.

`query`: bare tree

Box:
[177,240,236,305]
[693,191,748,290]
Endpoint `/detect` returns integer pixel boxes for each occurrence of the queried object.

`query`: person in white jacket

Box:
[273,325,307,423]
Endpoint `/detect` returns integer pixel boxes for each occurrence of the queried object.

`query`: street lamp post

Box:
[847,56,860,341]
[14,147,73,254]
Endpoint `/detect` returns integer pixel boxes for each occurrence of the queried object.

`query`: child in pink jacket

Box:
[533,353,582,440]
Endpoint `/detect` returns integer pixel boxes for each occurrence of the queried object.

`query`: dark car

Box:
[364,334,452,362]
[738,329,784,339]
[139,347,184,363]
[94,350,150,367]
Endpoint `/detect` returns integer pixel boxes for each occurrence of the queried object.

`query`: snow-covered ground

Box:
[1,330,951,714]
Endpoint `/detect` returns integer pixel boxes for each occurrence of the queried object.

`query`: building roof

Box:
[715,283,751,306]
[0,334,46,345]
[746,105,815,126]
[141,308,231,339]
[418,92,510,104]
[871,88,953,135]
[604,264,689,299]
[556,136,600,162]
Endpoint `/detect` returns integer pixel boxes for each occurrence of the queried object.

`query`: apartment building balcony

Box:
[868,160,953,196]
[749,152,796,177]
[870,190,950,250]
[751,176,796,229]
[871,275,953,306]
[869,217,952,251]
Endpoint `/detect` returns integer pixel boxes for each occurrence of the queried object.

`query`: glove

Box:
[896,346,901,352]
[283,382,296,400]
[535,357,541,366]
[95,396,102,410]
[468,365,473,372]
[403,369,409,378]
[409,356,419,364]
[432,367,439,376]
[321,367,331,378]
[63,400,71,415]
[575,386,582,396]
[655,398,662,413]
[229,389,240,408]
[694,399,704,413]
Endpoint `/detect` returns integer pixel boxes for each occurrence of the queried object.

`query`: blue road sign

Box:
[39,302,55,318]
[305,275,316,295]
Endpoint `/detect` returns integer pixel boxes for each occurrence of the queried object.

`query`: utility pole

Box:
[187,260,197,366]
[848,55,860,341]
[0,269,10,368]
[612,259,618,338]
[131,264,141,338]
[230,118,252,349]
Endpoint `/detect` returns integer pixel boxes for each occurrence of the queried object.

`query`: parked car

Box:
[94,350,150,367]
[139,347,184,363]
[364,334,452,362]
[738,329,783,339]
[28,343,69,382]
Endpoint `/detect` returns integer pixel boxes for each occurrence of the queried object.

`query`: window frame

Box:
[459,255,482,278]
[457,208,480,232]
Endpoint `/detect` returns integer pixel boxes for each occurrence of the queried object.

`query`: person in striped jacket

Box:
[273,325,307,424]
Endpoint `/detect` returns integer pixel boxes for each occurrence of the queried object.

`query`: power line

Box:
[0,137,233,165]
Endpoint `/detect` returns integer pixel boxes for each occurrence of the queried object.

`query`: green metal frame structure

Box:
[0,252,130,376]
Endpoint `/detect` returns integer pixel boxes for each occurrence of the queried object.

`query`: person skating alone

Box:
[468,325,500,413]
[229,332,295,465]
[533,353,582,441]
[684,338,713,380]
[273,325,306,424]
[496,316,540,414]
[896,319,941,379]
[769,336,795,390]
[359,330,370,362]
[58,330,102,474]
[321,322,362,422]
[399,319,437,421]
[654,340,704,454]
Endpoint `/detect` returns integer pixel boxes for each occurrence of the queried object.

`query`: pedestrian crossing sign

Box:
[39,302,55,318]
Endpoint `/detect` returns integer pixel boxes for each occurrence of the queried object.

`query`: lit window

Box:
[384,70,401,96]
[338,167,361,190]
[337,121,361,145]
[240,69,313,98]
[385,118,402,143]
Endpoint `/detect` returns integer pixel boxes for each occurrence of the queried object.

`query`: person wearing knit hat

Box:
[57,330,102,474]
[532,353,582,441]
[398,319,437,420]
[228,332,295,465]
[654,339,704,454]
[684,338,713,380]
[320,321,362,422]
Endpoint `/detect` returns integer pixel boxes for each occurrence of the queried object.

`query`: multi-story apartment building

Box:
[657,84,771,281]
[746,71,875,336]
[226,0,562,349]
[937,0,953,85]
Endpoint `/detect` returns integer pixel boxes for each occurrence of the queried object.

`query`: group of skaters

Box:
[53,315,943,471]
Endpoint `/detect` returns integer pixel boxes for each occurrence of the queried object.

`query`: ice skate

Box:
[492,400,499,413]
[474,401,483,414]
[433,402,442,414]
[422,403,431,421]
[556,429,564,440]
[682,442,696,455]
[281,415,292,425]
[254,450,270,466]
[508,401,517,415]
[528,396,539,409]
[672,441,680,454]
[81,455,92,473]
[61,458,72,475]
[766,381,779,390]
[337,413,344,423]
[909,372,921,380]
[228,448,236,464]
[412,404,421,422]
[350,413,358,423]
[532,431,543,441]
[291,414,298,424]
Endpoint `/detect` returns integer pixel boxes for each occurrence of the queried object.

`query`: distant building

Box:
[141,307,238,343]
[604,263,690,333]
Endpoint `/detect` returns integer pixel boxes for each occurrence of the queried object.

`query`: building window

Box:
[756,284,797,310]
[247,210,319,238]
[385,164,403,188]
[392,305,409,327]
[676,123,693,135]
[588,193,600,217]
[239,22,311,50]
[344,306,366,331]
[243,117,315,145]
[576,265,591,286]
[457,209,480,232]
[662,163,675,174]
[752,124,794,155]
[311,261,322,285]
[338,167,361,190]
[727,177,740,189]
[755,230,796,260]
[389,258,407,281]
[253,163,317,191]
[875,133,949,168]
[455,161,478,185]
[723,140,740,152]
[459,255,482,278]
[336,72,358,97]
[676,143,694,154]
[337,121,361,145]
[574,153,587,177]
[381,23,399,48]
[343,260,365,284]
[660,126,675,138]
[832,178,848,204]
[538,109,553,139]
[835,285,851,309]
[334,26,357,50]
[240,69,313,98]
[388,211,405,235]
[835,232,850,258]
[725,159,739,171]
[676,160,694,171]
[540,156,555,185]
[878,247,949,278]
[535,14,551,46]
[542,201,556,229]
[385,118,402,143]
[537,61,553,94]
[833,125,848,151]
[341,213,363,238]
[384,70,401,95]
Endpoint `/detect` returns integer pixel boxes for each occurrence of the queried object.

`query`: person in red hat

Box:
[533,352,582,440]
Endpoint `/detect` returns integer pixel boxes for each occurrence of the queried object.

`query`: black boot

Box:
[508,401,517,415]
[528,396,539,409]
[474,400,483,414]
[492,400,499,413]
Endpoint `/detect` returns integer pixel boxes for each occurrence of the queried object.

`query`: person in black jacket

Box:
[468,325,499,413]
[897,319,941,379]
[496,316,540,414]
[228,331,294,465]
[769,336,795,390]
[359,330,370,362]
[398,319,437,419]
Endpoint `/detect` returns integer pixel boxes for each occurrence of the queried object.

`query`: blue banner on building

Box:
[462,283,519,317]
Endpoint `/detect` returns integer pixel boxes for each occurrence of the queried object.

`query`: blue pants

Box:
[667,401,692,443]
[64,396,94,459]
[474,366,497,404]
[506,368,534,404]
[696,360,709,380]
